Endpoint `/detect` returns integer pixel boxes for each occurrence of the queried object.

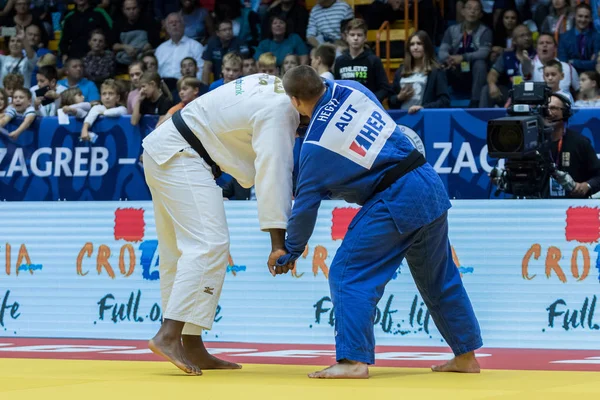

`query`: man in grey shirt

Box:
[438,0,491,107]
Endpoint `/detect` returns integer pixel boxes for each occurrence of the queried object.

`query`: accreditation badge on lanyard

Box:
[549,137,565,197]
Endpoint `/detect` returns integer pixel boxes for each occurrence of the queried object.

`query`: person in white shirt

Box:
[311,43,336,80]
[142,73,300,375]
[155,13,204,86]
[30,66,68,117]
[81,79,128,142]
[521,33,579,94]
[0,29,37,89]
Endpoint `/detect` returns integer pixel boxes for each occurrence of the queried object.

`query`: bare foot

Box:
[182,335,241,370]
[148,335,202,375]
[308,360,369,379]
[431,351,481,373]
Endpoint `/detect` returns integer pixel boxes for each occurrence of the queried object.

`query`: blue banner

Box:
[1,110,599,200]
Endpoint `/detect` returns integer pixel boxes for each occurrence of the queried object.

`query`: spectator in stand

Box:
[80,79,128,142]
[543,59,574,102]
[0,89,7,116]
[333,18,391,102]
[491,8,520,62]
[3,73,24,101]
[157,76,203,126]
[57,58,101,103]
[257,52,278,75]
[439,0,492,108]
[389,30,450,112]
[209,52,243,91]
[281,54,300,76]
[242,55,257,75]
[558,3,600,74]
[541,0,574,36]
[201,20,249,85]
[60,87,91,119]
[112,0,161,69]
[26,23,52,87]
[236,0,262,47]
[2,0,47,42]
[0,0,15,18]
[180,0,213,43]
[457,0,495,26]
[0,87,35,139]
[153,0,180,22]
[59,0,112,62]
[521,32,579,95]
[263,0,309,41]
[142,52,158,73]
[311,43,336,80]
[306,0,354,48]
[575,70,600,107]
[255,15,309,67]
[481,24,534,107]
[155,12,204,90]
[131,71,173,125]
[127,60,145,114]
[0,29,37,89]
[83,30,115,88]
[30,65,67,116]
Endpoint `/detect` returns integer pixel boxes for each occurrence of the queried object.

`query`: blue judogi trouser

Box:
[329,201,482,365]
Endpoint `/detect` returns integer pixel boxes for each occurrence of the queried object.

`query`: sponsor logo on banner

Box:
[0,290,20,330]
[520,206,600,332]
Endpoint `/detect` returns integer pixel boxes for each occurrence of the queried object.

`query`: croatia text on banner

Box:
[0,116,158,201]
[1,111,599,200]
[0,200,599,349]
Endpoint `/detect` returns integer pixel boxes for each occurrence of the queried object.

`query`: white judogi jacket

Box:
[142,73,300,231]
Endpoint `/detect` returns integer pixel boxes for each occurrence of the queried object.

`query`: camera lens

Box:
[491,124,523,153]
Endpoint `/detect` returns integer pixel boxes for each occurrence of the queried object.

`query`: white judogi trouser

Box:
[143,148,229,335]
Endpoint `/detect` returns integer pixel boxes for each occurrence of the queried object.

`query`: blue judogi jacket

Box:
[278,80,451,265]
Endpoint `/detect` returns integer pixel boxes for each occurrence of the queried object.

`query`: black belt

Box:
[172,110,222,179]
[374,149,426,193]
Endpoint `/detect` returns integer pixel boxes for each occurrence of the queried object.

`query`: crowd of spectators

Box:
[0,0,597,139]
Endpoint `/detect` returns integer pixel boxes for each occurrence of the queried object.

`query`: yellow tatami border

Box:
[0,358,599,400]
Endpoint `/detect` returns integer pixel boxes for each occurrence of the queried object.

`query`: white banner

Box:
[0,200,599,350]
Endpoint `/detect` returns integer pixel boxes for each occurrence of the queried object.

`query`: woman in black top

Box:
[388,30,450,113]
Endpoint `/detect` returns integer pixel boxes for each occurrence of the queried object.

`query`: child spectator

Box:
[242,55,257,75]
[0,89,8,117]
[281,54,300,76]
[127,60,145,114]
[575,70,600,107]
[544,59,574,102]
[131,71,173,125]
[157,77,203,126]
[60,87,92,119]
[310,43,336,80]
[257,52,278,75]
[83,29,116,87]
[81,79,128,142]
[0,87,36,139]
[30,66,68,117]
[333,18,391,102]
[209,52,243,91]
[3,73,24,102]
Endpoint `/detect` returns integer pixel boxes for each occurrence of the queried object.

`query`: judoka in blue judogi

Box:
[272,66,482,378]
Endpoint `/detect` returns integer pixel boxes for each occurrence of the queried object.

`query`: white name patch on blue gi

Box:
[307,84,395,169]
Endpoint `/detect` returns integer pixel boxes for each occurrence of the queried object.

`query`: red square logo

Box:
[565,206,600,243]
[331,207,360,240]
[114,208,145,242]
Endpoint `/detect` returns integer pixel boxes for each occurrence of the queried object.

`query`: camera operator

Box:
[545,93,600,198]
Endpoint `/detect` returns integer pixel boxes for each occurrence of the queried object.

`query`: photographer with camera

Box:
[488,83,600,198]
[544,93,600,198]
